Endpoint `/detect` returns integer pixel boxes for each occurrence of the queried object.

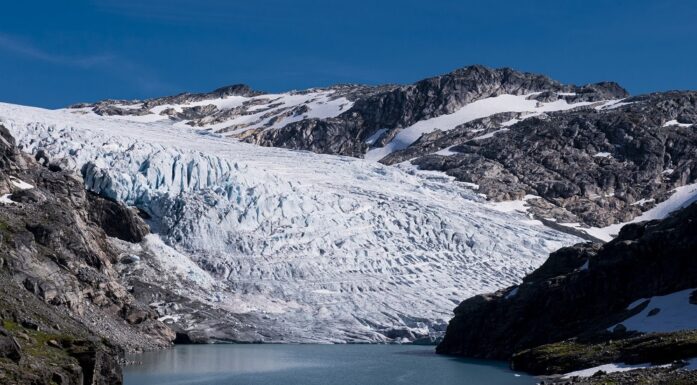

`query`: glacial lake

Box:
[124,344,535,385]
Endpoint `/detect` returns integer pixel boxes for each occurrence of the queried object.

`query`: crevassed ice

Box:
[0,102,580,342]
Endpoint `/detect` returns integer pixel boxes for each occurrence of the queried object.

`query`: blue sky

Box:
[1,0,696,108]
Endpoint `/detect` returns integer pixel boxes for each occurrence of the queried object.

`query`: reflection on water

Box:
[125,344,535,385]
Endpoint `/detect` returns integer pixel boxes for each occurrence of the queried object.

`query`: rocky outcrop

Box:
[0,274,122,385]
[85,192,150,243]
[247,65,625,158]
[543,365,697,385]
[0,124,175,384]
[436,201,697,374]
[403,91,697,227]
[72,84,263,117]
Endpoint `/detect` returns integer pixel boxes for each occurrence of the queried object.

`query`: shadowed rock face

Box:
[0,124,174,384]
[86,192,150,243]
[436,202,697,368]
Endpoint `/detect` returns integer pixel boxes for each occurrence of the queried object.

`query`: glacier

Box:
[0,100,581,342]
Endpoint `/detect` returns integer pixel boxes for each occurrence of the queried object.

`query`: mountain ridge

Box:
[63,65,697,237]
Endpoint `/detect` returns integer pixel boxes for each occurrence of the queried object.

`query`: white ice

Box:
[0,101,580,342]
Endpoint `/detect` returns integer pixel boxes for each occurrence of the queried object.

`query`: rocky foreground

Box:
[543,367,697,385]
[0,124,175,384]
[437,201,697,382]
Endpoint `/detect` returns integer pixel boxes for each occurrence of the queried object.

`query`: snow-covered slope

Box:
[72,88,354,136]
[0,101,580,342]
[364,93,603,161]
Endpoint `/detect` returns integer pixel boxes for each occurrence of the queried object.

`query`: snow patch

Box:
[488,195,540,214]
[685,357,697,370]
[613,288,697,333]
[579,259,589,271]
[563,362,671,378]
[663,120,693,128]
[595,100,634,110]
[563,183,697,242]
[80,90,352,135]
[471,128,510,141]
[365,128,387,146]
[0,194,15,204]
[365,94,598,161]
[9,177,34,190]
[631,198,654,206]
[435,146,460,156]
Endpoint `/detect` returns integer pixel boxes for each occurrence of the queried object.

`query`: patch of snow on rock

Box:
[563,362,671,378]
[9,177,33,190]
[663,119,693,128]
[613,288,697,333]
[564,183,697,242]
[365,94,597,161]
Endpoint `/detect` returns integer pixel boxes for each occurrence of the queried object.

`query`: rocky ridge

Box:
[71,65,697,236]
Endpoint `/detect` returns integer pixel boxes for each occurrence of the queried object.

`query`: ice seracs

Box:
[0,101,580,342]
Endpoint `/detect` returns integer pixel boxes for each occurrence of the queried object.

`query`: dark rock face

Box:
[246,65,625,158]
[86,192,150,243]
[398,91,697,227]
[436,202,697,365]
[0,327,22,363]
[0,124,174,384]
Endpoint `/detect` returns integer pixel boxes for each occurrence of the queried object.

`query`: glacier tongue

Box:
[0,102,580,342]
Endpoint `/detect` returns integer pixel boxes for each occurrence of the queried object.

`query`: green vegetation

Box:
[1,319,18,332]
[513,331,697,375]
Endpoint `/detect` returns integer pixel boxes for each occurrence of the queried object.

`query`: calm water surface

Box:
[125,344,535,385]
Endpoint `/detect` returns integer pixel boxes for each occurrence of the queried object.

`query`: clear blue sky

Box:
[1,0,696,108]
